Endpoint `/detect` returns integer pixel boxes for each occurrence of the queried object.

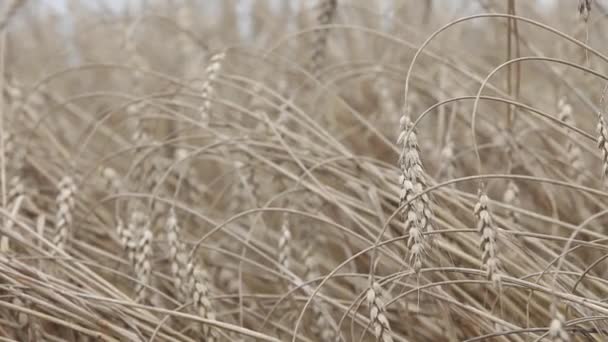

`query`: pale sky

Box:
[42,0,564,15]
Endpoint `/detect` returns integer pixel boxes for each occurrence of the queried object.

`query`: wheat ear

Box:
[474,189,501,288]
[578,0,592,21]
[102,167,122,194]
[596,112,608,179]
[179,227,217,339]
[558,98,586,183]
[127,211,153,303]
[128,102,150,146]
[310,0,337,74]
[367,282,394,342]
[0,0,25,30]
[549,306,570,342]
[309,302,335,342]
[2,180,24,252]
[502,180,520,224]
[440,139,455,182]
[2,132,26,250]
[116,217,135,264]
[52,176,76,252]
[302,237,336,341]
[200,51,226,122]
[398,115,434,272]
[193,265,218,341]
[183,257,218,341]
[278,213,291,273]
[375,75,398,117]
[135,219,153,303]
[165,208,188,301]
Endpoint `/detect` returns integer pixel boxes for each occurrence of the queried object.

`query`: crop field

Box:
[1,0,608,341]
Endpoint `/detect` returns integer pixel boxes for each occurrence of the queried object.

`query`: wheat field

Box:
[2,0,608,341]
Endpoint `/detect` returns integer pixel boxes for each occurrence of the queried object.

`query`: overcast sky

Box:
[44,0,562,14]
